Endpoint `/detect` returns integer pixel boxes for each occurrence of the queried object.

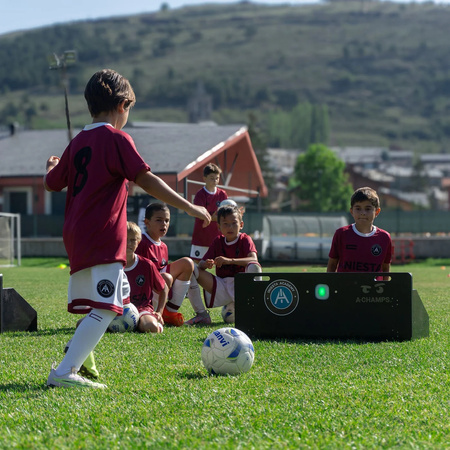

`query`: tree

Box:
[289,144,353,212]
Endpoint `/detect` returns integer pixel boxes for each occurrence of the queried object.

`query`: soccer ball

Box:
[219,199,237,208]
[201,327,255,375]
[108,303,139,332]
[221,302,235,323]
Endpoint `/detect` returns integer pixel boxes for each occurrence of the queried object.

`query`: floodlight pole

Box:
[61,64,72,141]
[49,50,77,142]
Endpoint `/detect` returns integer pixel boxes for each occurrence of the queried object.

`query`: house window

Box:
[4,187,32,215]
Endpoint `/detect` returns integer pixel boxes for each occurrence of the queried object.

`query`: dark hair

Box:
[217,205,242,224]
[203,163,222,177]
[351,187,380,209]
[145,202,170,220]
[84,69,136,117]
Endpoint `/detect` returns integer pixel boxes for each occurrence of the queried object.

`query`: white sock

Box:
[165,279,190,312]
[55,308,116,376]
[187,274,205,313]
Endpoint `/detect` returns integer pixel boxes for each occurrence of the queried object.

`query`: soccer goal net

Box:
[0,213,21,267]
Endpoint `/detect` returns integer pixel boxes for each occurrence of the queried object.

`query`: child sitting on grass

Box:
[186,204,262,325]
[136,202,209,326]
[125,221,167,333]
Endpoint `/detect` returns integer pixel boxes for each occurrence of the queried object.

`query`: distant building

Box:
[0,122,267,216]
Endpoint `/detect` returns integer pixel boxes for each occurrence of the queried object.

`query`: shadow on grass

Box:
[179,371,208,380]
[0,382,48,392]
[2,327,74,337]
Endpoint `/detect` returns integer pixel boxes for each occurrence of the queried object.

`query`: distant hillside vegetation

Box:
[1,0,450,153]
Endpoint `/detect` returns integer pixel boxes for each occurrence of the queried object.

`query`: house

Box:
[0,122,267,216]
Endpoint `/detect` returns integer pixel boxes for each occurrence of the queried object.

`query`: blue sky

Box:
[0,0,312,35]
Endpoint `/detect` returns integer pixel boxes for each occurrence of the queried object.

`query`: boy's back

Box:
[46,123,149,274]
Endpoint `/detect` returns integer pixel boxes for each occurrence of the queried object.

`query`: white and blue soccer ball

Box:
[201,327,255,375]
[219,199,237,208]
[108,303,139,333]
[221,302,235,324]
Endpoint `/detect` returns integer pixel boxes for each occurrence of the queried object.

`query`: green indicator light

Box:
[315,284,329,300]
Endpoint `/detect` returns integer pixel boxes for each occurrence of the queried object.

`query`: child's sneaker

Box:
[184,310,211,326]
[64,340,99,380]
[162,307,184,327]
[47,365,106,389]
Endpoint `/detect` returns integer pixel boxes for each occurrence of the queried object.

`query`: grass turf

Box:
[0,258,449,449]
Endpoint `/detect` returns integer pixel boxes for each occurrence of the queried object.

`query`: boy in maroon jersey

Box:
[136,202,203,326]
[125,222,166,333]
[186,204,262,324]
[44,69,210,388]
[190,163,228,261]
[327,187,392,276]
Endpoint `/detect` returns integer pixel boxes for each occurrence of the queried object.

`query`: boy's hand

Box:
[189,205,211,228]
[154,311,163,323]
[205,259,215,269]
[46,156,60,172]
[214,256,229,268]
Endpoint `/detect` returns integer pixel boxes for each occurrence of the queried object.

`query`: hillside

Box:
[1,0,450,153]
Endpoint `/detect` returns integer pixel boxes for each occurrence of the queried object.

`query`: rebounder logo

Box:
[264,280,299,316]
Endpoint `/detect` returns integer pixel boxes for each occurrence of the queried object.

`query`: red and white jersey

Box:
[191,187,227,247]
[203,233,257,279]
[329,224,392,273]
[125,254,165,312]
[135,232,169,272]
[45,123,150,274]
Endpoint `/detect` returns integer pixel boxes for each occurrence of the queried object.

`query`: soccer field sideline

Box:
[0,258,449,448]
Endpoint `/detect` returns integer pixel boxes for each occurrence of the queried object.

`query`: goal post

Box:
[0,213,21,267]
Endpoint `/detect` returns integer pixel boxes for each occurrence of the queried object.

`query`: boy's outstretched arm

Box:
[135,170,211,227]
[327,257,338,272]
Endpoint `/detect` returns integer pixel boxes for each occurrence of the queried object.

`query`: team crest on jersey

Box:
[371,244,382,256]
[264,279,299,316]
[97,280,115,298]
[136,275,145,287]
[161,258,168,267]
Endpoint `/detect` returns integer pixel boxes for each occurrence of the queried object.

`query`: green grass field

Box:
[0,258,449,449]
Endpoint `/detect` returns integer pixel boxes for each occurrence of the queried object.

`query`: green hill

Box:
[1,0,450,153]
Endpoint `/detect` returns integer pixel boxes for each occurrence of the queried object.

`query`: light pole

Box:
[48,50,77,142]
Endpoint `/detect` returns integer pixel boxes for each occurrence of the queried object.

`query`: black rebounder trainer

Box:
[0,274,37,333]
[235,272,428,341]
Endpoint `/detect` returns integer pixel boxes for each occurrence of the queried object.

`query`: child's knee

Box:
[246,262,262,273]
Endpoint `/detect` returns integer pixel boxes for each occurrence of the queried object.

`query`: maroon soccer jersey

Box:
[135,232,169,271]
[191,187,228,247]
[125,254,165,312]
[328,224,392,272]
[45,124,150,274]
[203,233,257,278]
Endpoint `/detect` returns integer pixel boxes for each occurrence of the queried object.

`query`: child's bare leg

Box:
[165,258,192,311]
[185,265,213,326]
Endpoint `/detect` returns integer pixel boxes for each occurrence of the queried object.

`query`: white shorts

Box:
[190,245,209,261]
[203,277,235,308]
[68,263,128,315]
